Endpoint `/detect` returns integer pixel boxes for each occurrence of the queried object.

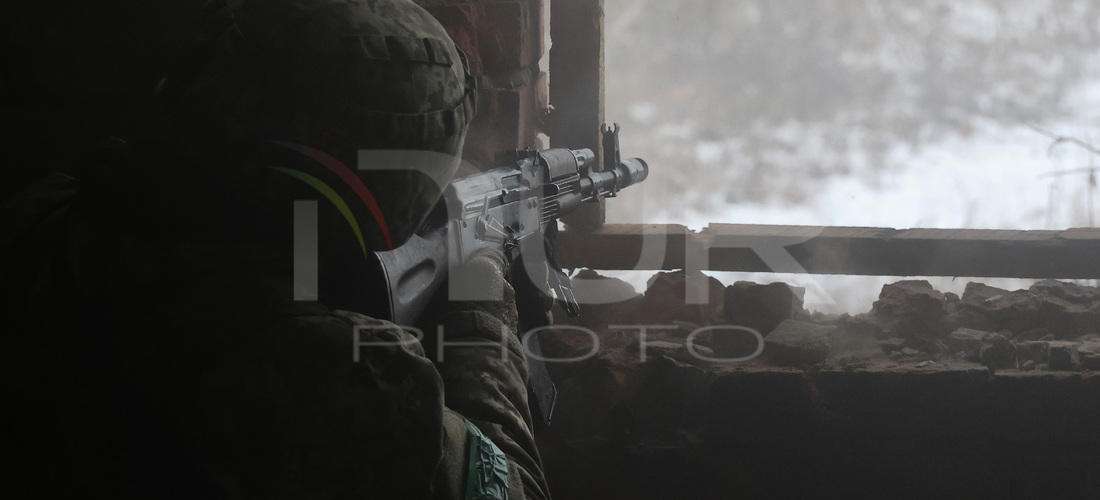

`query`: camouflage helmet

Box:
[157,0,477,249]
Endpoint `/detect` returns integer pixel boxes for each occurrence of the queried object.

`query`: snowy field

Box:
[602,112,1100,314]
[596,0,1100,314]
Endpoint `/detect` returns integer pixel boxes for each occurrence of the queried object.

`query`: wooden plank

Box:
[556,224,1100,279]
[555,224,693,271]
[549,0,605,231]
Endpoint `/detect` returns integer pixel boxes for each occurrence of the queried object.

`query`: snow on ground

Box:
[598,86,1100,315]
[593,0,1100,314]
[726,118,1095,231]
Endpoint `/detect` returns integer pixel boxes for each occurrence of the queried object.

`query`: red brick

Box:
[464,87,521,167]
[479,1,532,73]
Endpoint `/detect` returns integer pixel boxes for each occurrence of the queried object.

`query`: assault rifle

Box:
[364,124,648,429]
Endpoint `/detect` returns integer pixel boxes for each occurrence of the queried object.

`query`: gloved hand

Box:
[416,243,555,341]
[444,247,520,331]
[414,247,524,368]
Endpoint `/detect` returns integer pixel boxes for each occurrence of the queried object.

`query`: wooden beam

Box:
[556,224,1100,279]
[549,0,605,231]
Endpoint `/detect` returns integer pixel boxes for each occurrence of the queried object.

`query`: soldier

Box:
[1,0,550,498]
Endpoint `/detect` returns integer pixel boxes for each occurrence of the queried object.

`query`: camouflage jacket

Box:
[0,172,550,499]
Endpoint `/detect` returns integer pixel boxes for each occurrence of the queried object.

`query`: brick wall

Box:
[415,0,549,169]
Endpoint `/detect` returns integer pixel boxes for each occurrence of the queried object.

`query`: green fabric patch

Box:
[464,419,509,500]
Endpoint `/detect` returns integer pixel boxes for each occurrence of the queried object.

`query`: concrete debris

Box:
[1076,342,1100,371]
[878,338,906,353]
[955,282,1040,334]
[723,281,806,336]
[903,336,944,355]
[1017,328,1055,341]
[869,280,948,339]
[764,320,835,368]
[552,276,1100,374]
[1029,279,1100,304]
[948,328,992,361]
[638,270,725,325]
[890,346,933,362]
[951,281,1100,340]
[572,268,642,302]
[827,349,885,366]
[727,278,1100,372]
[1036,297,1100,340]
[1047,342,1082,371]
[1075,333,1100,343]
[979,333,1016,371]
[768,279,1099,372]
[839,312,886,338]
[1015,341,1050,366]
[539,275,1100,498]
[644,340,715,366]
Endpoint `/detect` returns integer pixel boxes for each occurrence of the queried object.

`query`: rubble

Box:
[546,276,1100,386]
[723,281,806,335]
[1029,279,1100,304]
[868,280,948,339]
[1076,333,1100,343]
[764,320,834,367]
[903,336,944,355]
[1036,296,1100,340]
[890,346,933,363]
[840,312,886,338]
[878,337,906,354]
[1015,341,1050,366]
[950,281,1100,340]
[948,328,991,361]
[1017,328,1055,341]
[1077,342,1100,370]
[898,347,920,357]
[1047,342,1082,371]
[817,279,1100,373]
[636,270,725,325]
[541,276,1100,499]
[979,333,1016,371]
[953,282,1038,334]
[643,340,715,366]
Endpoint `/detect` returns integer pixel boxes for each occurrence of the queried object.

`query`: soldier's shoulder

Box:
[272,306,428,359]
[284,307,404,336]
